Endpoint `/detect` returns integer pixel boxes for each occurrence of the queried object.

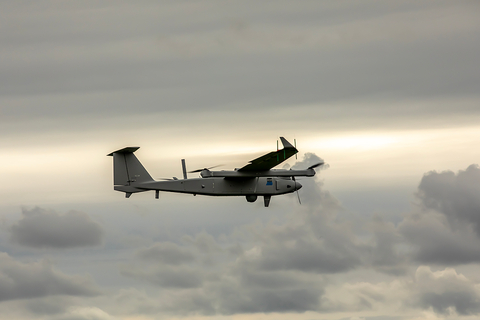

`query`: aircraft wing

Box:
[238,137,298,172]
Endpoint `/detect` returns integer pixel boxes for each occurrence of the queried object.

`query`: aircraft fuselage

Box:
[115,177,301,197]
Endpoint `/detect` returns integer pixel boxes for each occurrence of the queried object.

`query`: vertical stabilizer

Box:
[107,147,153,186]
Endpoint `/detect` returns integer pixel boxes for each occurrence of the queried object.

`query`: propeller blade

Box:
[308,161,324,170]
[188,164,223,173]
[291,176,301,204]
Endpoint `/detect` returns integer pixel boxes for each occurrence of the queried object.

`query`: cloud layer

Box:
[111,159,480,318]
[10,207,103,249]
[0,252,99,302]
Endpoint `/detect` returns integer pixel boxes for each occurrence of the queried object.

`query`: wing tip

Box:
[279,137,296,150]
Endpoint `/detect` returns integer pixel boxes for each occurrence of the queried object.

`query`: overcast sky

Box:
[1,1,480,320]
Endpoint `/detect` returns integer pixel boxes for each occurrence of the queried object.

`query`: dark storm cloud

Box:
[10,207,103,249]
[0,252,99,302]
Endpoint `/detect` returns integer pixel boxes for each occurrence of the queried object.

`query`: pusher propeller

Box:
[308,161,325,170]
[290,160,324,204]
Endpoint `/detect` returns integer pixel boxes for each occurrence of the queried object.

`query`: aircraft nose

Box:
[295,181,302,190]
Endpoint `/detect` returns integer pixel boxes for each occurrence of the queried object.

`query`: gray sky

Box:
[1,1,480,319]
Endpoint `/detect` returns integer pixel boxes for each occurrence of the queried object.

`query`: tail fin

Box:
[107,147,153,186]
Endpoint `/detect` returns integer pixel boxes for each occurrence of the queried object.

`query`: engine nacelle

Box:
[245,195,257,203]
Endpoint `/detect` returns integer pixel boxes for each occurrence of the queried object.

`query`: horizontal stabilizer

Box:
[107,147,140,156]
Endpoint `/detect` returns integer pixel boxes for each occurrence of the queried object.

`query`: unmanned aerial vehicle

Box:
[108,137,323,207]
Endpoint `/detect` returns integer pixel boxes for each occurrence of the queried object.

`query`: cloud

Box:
[10,207,104,249]
[182,233,222,255]
[116,153,424,316]
[24,297,70,316]
[117,156,361,314]
[328,266,480,317]
[365,215,407,275]
[400,210,480,264]
[123,242,204,289]
[54,307,120,320]
[149,268,325,315]
[417,164,480,236]
[104,161,480,318]
[216,286,322,314]
[399,164,480,265]
[219,260,325,314]
[123,237,218,288]
[0,252,99,302]
[121,264,203,289]
[1,0,479,137]
[290,152,328,171]
[410,266,480,315]
[20,296,79,317]
[136,242,195,265]
[225,154,363,275]
[239,223,362,274]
